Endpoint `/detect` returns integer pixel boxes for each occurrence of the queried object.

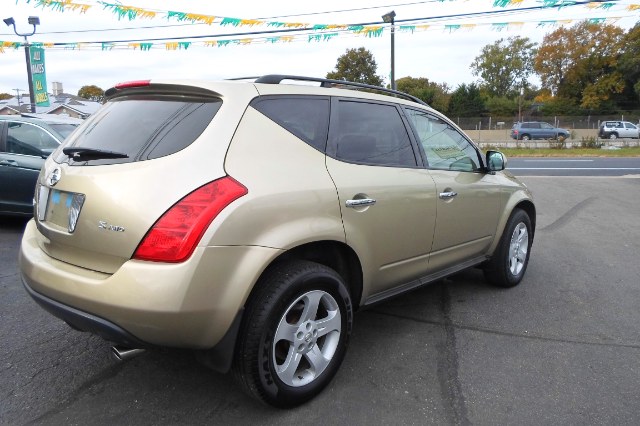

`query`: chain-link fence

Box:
[452,114,640,131]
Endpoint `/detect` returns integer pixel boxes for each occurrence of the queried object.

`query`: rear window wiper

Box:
[63,147,129,161]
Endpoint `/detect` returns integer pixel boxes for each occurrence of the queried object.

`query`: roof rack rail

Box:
[231,75,429,107]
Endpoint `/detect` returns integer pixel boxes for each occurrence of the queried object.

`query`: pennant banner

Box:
[18,0,640,33]
[0,16,629,54]
[4,0,637,55]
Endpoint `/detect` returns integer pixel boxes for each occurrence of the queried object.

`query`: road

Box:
[507,156,640,177]
[1,171,640,425]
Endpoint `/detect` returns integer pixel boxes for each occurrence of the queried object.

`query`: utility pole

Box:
[13,88,24,106]
[382,11,396,90]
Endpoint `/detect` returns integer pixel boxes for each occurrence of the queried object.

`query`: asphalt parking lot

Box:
[1,175,640,425]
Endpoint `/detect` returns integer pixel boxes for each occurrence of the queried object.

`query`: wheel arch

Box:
[488,196,536,256]
[198,240,362,374]
[263,240,364,311]
[515,199,536,239]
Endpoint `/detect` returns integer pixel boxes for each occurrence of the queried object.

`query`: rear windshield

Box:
[54,94,222,165]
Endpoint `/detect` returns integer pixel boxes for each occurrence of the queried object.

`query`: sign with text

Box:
[30,46,50,107]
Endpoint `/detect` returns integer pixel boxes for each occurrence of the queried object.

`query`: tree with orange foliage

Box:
[534,21,624,110]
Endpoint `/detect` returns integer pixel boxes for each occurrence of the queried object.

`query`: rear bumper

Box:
[19,219,281,349]
[23,279,244,372]
[23,279,150,348]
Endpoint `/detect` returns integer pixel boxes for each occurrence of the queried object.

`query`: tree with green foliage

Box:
[534,21,625,110]
[395,76,450,112]
[617,23,640,105]
[77,85,105,102]
[0,93,12,100]
[471,36,537,98]
[326,47,384,86]
[447,83,485,117]
[536,96,582,116]
[484,96,518,116]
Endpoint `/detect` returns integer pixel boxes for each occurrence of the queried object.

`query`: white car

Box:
[598,121,640,139]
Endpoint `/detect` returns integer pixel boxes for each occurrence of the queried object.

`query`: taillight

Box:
[133,176,247,263]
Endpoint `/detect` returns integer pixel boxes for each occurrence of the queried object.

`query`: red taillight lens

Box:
[133,176,247,263]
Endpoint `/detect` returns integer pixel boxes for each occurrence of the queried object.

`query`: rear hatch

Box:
[34,81,255,274]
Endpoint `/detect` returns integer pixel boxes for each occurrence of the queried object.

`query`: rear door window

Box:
[6,121,59,157]
[327,99,417,168]
[55,94,222,165]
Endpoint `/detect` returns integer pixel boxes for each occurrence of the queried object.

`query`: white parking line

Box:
[516,175,640,179]
[522,159,595,162]
[509,168,640,170]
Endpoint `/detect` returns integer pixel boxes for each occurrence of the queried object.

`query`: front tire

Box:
[233,260,352,408]
[484,209,533,288]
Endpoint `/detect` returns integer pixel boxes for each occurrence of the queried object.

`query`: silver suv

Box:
[20,75,535,407]
[598,121,640,139]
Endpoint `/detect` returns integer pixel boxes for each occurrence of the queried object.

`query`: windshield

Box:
[48,123,79,138]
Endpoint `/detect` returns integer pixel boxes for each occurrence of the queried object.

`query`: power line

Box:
[0,0,628,38]
[254,1,437,19]
[0,1,438,36]
[41,0,622,45]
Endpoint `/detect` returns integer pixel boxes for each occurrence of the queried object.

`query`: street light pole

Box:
[3,16,41,113]
[382,11,396,90]
[518,86,524,123]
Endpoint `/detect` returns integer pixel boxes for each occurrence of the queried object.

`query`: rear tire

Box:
[609,133,618,140]
[233,260,352,408]
[484,209,533,288]
[521,134,531,141]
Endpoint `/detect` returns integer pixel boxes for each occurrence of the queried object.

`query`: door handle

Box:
[439,191,458,199]
[346,198,376,208]
[0,159,19,167]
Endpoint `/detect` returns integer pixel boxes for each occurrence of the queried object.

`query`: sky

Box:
[0,0,639,96]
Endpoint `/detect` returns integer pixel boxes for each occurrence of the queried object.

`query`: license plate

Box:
[41,188,85,233]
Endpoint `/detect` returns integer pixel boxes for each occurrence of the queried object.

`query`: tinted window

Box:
[405,109,481,172]
[331,101,416,167]
[252,97,329,152]
[56,95,222,165]
[6,122,59,156]
[625,123,636,129]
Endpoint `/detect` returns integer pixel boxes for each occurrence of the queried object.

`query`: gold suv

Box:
[20,75,535,407]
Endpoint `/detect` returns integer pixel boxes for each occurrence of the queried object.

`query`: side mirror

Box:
[486,150,506,172]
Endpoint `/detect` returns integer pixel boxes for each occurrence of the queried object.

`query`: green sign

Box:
[30,46,50,107]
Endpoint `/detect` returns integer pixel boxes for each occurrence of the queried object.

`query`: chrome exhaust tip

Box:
[111,345,145,361]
